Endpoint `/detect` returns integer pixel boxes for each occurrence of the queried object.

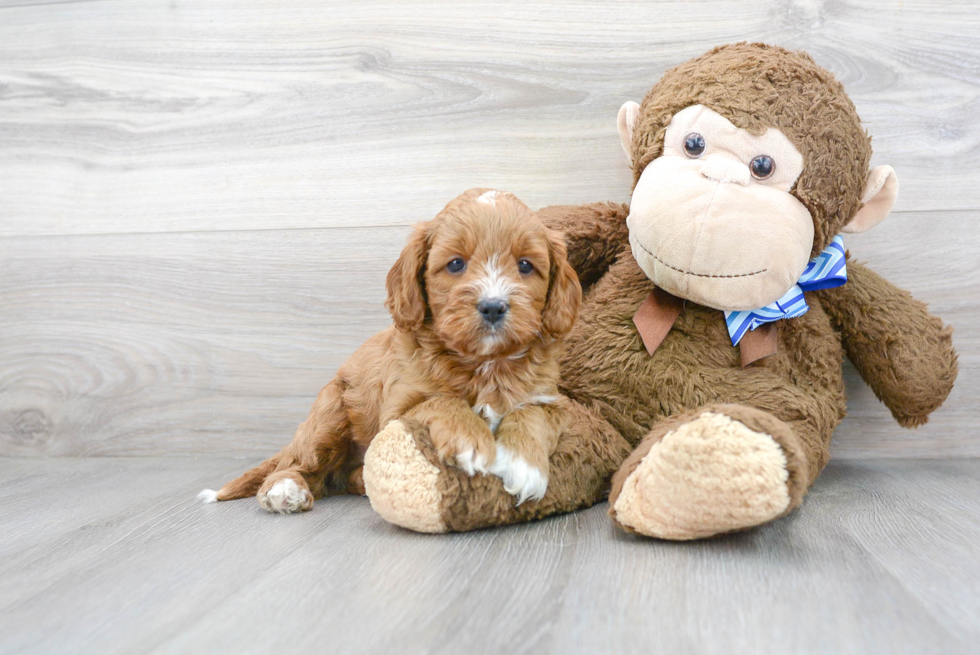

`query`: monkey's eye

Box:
[683,133,706,158]
[517,259,534,275]
[750,155,775,180]
[446,258,466,274]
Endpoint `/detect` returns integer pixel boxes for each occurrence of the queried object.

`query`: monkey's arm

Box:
[538,202,631,291]
[814,259,958,427]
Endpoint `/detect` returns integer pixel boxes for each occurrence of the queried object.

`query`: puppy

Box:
[200,188,582,513]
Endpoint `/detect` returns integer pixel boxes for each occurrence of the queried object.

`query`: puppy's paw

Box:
[257,478,313,514]
[488,444,548,505]
[454,447,489,476]
[430,430,495,477]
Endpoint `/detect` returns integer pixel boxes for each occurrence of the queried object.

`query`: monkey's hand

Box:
[537,202,631,292]
[814,258,957,427]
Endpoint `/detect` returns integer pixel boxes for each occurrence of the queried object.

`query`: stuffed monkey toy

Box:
[363,43,958,539]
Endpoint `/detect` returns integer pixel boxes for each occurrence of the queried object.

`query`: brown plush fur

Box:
[538,235,848,523]
[363,44,957,537]
[815,258,959,427]
[210,188,582,512]
[554,196,954,530]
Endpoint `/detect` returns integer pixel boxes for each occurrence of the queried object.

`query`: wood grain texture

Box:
[0,457,977,653]
[0,227,402,456]
[0,0,978,237]
[0,0,978,458]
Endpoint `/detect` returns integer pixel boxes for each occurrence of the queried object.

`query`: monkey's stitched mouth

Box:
[635,241,767,279]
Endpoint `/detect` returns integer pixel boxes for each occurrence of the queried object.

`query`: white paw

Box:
[455,447,489,476]
[488,444,548,505]
[257,479,312,514]
[197,489,218,504]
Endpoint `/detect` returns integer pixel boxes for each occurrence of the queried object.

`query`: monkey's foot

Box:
[364,403,630,533]
[363,420,449,533]
[609,406,807,540]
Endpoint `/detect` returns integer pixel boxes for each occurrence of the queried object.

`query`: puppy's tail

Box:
[199,454,282,503]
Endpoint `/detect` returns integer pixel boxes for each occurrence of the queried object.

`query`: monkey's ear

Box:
[617,101,641,166]
[385,223,429,332]
[842,165,899,234]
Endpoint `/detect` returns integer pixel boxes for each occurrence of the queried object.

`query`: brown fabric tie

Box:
[738,322,778,367]
[632,288,683,356]
[632,289,779,366]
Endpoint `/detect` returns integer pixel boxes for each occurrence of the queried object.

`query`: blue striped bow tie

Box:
[724,236,847,346]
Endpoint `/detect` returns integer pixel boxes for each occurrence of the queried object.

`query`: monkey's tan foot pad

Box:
[610,412,791,540]
[363,420,449,533]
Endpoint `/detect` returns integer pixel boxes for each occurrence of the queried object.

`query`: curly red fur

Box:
[213,188,582,509]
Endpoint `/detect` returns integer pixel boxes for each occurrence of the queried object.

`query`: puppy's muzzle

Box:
[477,298,509,326]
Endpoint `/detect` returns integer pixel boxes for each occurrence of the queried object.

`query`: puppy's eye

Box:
[446,258,466,274]
[517,259,534,275]
[750,155,775,179]
[683,133,705,158]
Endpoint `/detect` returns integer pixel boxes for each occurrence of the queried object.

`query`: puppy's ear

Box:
[386,223,430,332]
[542,229,582,339]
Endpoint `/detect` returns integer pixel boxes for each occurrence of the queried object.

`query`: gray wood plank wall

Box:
[1,0,977,458]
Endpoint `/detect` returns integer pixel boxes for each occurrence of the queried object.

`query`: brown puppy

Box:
[200,188,581,512]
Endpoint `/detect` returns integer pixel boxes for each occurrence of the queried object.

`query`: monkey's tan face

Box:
[627,105,814,311]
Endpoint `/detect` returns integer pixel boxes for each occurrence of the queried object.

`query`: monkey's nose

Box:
[699,155,750,186]
[477,299,509,326]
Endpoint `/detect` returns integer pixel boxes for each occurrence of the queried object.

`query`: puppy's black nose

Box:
[477,299,509,325]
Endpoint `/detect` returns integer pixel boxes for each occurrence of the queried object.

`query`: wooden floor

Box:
[0,457,978,654]
[1,0,978,459]
[2,1,980,652]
